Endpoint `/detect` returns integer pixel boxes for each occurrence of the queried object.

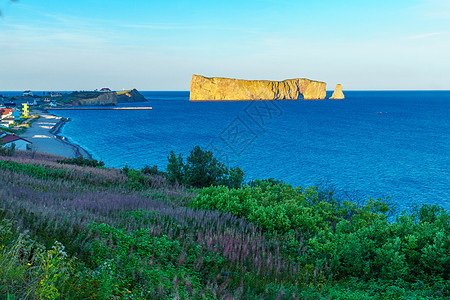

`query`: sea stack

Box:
[189,75,327,101]
[330,84,345,99]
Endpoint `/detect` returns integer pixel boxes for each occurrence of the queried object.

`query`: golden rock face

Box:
[189,75,327,101]
[330,84,345,100]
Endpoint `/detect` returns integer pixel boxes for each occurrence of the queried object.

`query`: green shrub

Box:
[190,179,387,234]
[309,204,449,286]
[124,169,154,190]
[57,156,105,168]
[87,222,214,299]
[141,165,166,176]
[167,145,244,188]
[0,140,15,157]
[190,181,449,294]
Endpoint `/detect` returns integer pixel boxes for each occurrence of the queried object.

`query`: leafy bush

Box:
[141,165,166,176]
[309,204,450,284]
[57,156,105,168]
[0,140,15,157]
[124,169,154,190]
[191,179,391,234]
[167,145,244,188]
[190,181,450,295]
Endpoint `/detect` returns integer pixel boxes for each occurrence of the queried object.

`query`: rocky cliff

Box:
[116,89,147,103]
[65,89,147,106]
[190,75,327,101]
[330,84,345,100]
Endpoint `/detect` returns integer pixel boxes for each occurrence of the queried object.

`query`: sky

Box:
[0,0,449,91]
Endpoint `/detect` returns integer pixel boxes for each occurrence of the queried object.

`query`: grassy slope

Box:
[0,152,448,299]
[63,92,102,104]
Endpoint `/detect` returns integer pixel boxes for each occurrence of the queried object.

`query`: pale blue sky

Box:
[1,0,449,90]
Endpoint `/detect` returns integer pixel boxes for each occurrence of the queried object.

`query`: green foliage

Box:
[124,169,154,190]
[57,156,105,168]
[190,181,450,296]
[1,153,449,299]
[309,204,449,285]
[87,221,214,299]
[0,217,141,299]
[166,151,185,184]
[0,160,67,180]
[122,164,130,175]
[141,164,166,176]
[63,91,102,104]
[0,231,39,298]
[191,179,387,234]
[35,241,71,300]
[167,145,244,188]
[0,140,15,156]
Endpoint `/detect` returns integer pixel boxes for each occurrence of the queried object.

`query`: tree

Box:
[185,146,223,188]
[167,151,185,184]
[166,146,244,188]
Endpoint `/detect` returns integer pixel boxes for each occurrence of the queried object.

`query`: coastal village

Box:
[0,88,128,155]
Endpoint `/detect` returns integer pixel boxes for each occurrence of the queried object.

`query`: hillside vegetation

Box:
[63,89,146,106]
[0,148,448,299]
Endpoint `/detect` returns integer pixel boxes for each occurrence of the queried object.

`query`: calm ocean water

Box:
[48,91,449,212]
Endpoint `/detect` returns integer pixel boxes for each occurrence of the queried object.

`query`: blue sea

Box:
[47,91,449,212]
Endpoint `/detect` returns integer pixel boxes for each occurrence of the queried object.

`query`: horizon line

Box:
[2,89,450,93]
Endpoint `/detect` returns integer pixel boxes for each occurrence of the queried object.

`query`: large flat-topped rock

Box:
[189,75,327,101]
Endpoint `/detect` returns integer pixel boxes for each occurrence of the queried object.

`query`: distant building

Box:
[12,109,21,120]
[0,117,14,128]
[23,90,33,97]
[27,99,37,106]
[22,103,29,118]
[43,97,51,103]
[0,134,32,150]
[49,101,57,107]
[99,88,112,92]
[0,109,15,127]
[0,108,14,120]
[51,92,62,98]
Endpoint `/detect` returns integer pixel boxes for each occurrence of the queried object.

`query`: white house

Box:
[0,117,14,128]
[1,134,32,150]
[23,90,33,97]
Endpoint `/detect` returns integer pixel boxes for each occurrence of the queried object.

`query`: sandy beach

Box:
[20,111,91,158]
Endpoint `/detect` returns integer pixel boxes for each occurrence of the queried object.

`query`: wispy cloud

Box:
[121,24,211,30]
[120,23,263,36]
[408,32,441,39]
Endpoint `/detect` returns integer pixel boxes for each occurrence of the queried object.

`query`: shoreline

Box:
[48,114,92,159]
[20,109,92,159]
